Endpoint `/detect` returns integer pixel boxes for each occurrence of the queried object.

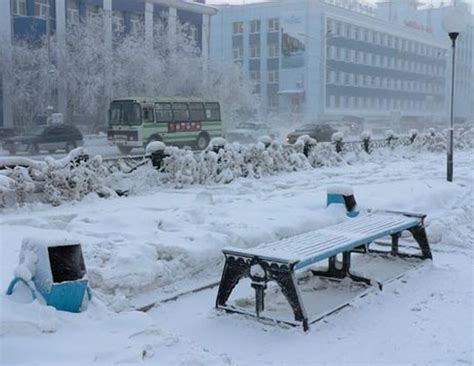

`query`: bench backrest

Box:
[223,212,421,271]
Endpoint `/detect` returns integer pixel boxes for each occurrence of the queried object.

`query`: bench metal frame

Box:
[215,211,432,331]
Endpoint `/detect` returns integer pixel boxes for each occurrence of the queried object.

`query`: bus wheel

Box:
[118,146,132,155]
[195,133,210,150]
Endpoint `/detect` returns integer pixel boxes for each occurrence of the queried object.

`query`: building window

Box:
[268,93,279,109]
[373,32,379,44]
[67,0,80,25]
[87,4,100,18]
[268,43,279,58]
[112,11,125,33]
[250,70,261,82]
[35,0,49,19]
[250,20,260,34]
[340,96,346,108]
[268,70,279,84]
[232,47,243,60]
[233,21,244,35]
[268,18,279,33]
[326,19,333,34]
[346,48,351,62]
[12,0,27,16]
[250,44,260,59]
[344,73,350,85]
[345,24,351,38]
[187,24,198,42]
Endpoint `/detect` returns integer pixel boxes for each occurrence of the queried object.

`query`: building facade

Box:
[1,0,217,128]
[210,0,471,127]
[376,0,473,123]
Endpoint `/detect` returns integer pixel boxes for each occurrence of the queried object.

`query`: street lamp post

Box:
[442,8,468,182]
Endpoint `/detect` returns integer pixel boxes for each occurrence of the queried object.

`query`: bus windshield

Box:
[109,101,142,126]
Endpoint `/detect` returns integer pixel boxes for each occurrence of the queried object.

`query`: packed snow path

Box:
[1,149,472,365]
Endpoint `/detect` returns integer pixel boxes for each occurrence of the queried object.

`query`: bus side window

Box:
[155,103,173,122]
[204,103,221,121]
[143,107,154,123]
[189,102,205,121]
[172,103,190,121]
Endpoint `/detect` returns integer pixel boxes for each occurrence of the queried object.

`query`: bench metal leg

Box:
[312,252,382,290]
[268,265,308,331]
[369,225,432,260]
[216,256,250,308]
[409,224,432,260]
[216,255,309,331]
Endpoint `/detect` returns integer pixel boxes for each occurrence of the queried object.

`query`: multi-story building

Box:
[376,0,473,123]
[0,0,217,128]
[210,0,463,128]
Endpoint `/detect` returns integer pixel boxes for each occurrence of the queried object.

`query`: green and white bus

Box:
[107,97,223,154]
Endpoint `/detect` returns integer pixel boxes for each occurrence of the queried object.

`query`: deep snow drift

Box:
[0,148,472,365]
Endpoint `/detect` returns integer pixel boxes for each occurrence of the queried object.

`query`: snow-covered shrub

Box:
[9,167,35,205]
[295,135,317,157]
[384,130,398,148]
[258,135,272,148]
[244,142,274,179]
[360,131,373,154]
[43,155,115,206]
[268,140,290,173]
[0,174,17,208]
[409,129,418,144]
[455,128,474,149]
[160,147,198,188]
[412,129,447,152]
[331,132,345,153]
[208,138,227,154]
[308,143,343,168]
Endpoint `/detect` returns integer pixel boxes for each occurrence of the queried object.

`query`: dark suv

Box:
[286,124,337,144]
[2,124,83,155]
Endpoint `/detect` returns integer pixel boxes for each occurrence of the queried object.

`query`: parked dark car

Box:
[0,128,15,141]
[2,124,83,155]
[286,124,337,144]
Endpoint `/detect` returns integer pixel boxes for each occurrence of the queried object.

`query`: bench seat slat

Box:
[223,212,421,270]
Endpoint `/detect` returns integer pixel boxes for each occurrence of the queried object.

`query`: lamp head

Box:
[442,7,469,35]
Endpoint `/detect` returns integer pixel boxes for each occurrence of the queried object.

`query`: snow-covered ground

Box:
[1,148,473,365]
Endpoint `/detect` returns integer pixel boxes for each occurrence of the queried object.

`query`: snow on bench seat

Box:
[223,211,422,270]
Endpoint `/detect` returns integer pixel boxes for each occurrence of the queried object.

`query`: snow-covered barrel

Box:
[6,237,90,313]
[326,185,359,217]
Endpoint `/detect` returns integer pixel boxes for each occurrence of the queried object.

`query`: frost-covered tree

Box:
[8,13,257,132]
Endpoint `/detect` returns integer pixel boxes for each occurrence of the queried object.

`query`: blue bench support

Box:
[215,211,432,331]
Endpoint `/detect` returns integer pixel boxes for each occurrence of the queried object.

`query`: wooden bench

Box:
[215,210,432,331]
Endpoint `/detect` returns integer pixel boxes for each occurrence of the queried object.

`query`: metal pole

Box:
[46,0,53,120]
[447,32,458,182]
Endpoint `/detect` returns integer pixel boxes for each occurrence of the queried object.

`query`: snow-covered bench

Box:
[215,210,432,331]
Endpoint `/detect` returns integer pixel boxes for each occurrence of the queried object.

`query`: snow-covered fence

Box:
[1,128,473,208]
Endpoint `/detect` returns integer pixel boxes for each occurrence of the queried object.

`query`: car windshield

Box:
[296,124,317,131]
[109,102,142,126]
[30,126,47,136]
